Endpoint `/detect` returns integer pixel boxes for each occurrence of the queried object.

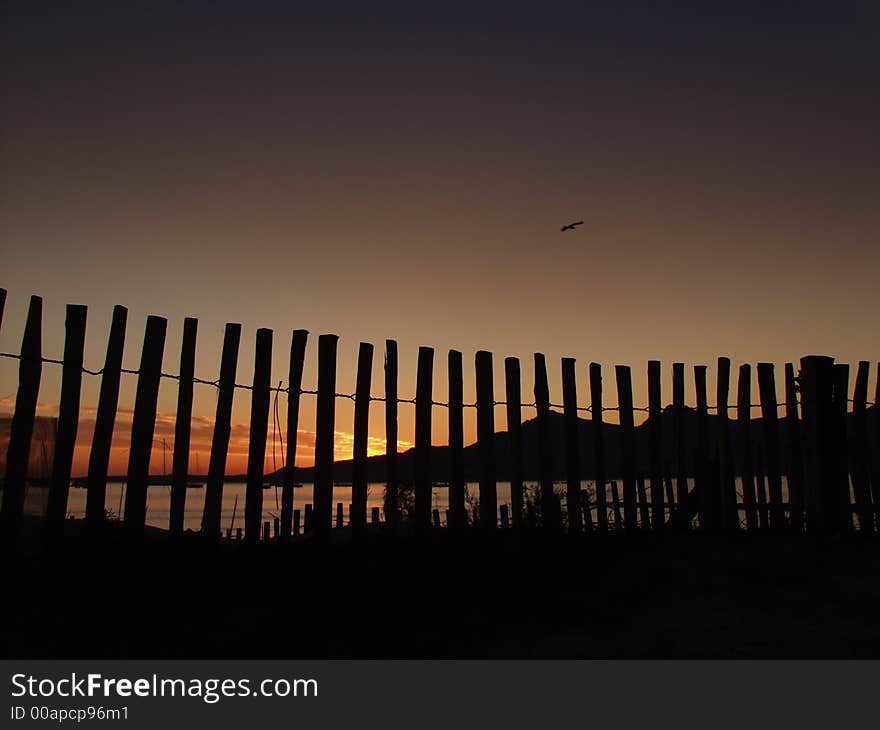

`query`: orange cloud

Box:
[1,400,412,477]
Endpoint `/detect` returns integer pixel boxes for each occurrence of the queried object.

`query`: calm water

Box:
[58,480,518,531]
[30,477,801,532]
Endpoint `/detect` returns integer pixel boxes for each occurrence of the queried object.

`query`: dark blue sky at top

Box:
[6,2,878,108]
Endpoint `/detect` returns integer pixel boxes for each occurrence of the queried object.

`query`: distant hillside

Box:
[274,406,878,484]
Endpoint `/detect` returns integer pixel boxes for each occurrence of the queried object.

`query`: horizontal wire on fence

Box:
[5,349,878,413]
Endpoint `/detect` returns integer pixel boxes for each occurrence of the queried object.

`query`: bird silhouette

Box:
[560,220,584,232]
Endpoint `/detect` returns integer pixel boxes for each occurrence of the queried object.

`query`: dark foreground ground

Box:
[3,520,880,658]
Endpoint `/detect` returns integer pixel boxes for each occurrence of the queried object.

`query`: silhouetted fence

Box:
[1,289,879,541]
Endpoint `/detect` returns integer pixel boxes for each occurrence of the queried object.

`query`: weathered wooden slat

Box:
[313,334,339,536]
[534,353,560,530]
[615,365,637,532]
[672,362,687,508]
[871,363,880,530]
[281,329,308,540]
[589,363,607,531]
[46,304,88,535]
[716,357,738,530]
[610,480,623,530]
[201,323,242,537]
[756,450,769,530]
[851,361,873,533]
[85,305,128,525]
[757,363,785,529]
[832,364,853,532]
[245,328,273,542]
[648,360,663,529]
[561,357,583,533]
[384,339,399,528]
[0,295,43,536]
[784,363,806,532]
[636,477,649,528]
[351,342,374,532]
[169,317,197,535]
[694,365,714,530]
[504,357,524,529]
[124,315,168,532]
[476,350,497,529]
[737,364,758,531]
[799,356,836,532]
[500,504,510,529]
[448,350,466,529]
[414,346,434,529]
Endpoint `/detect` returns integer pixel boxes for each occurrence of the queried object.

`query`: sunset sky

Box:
[2,2,878,475]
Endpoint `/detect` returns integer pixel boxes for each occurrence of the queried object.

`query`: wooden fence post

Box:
[664,473,675,513]
[799,356,836,532]
[500,504,510,529]
[414,346,434,529]
[351,342,373,533]
[756,450,769,530]
[610,480,623,530]
[851,361,873,533]
[505,357,524,529]
[0,296,42,536]
[693,365,715,530]
[124,315,168,532]
[589,363,607,531]
[384,340,399,528]
[784,363,806,532]
[832,364,853,532]
[535,354,560,530]
[448,350,466,529]
[672,362,687,508]
[871,364,880,529]
[648,360,663,529]
[716,357,738,530]
[313,334,339,536]
[281,330,308,540]
[636,478,649,528]
[169,317,197,535]
[336,502,344,528]
[561,357,583,533]
[757,364,785,529]
[245,328,273,542]
[293,508,301,535]
[737,364,758,530]
[85,305,127,526]
[0,288,5,329]
[371,506,380,526]
[46,304,88,535]
[476,350,497,529]
[615,365,637,532]
[201,323,242,537]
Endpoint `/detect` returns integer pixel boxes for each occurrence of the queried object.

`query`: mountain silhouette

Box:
[273,406,878,484]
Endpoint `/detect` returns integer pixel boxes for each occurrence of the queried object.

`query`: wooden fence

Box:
[1,289,878,541]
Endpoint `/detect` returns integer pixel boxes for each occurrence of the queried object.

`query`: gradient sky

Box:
[2,2,879,475]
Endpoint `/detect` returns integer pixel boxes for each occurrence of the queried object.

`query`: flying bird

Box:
[560,220,584,232]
